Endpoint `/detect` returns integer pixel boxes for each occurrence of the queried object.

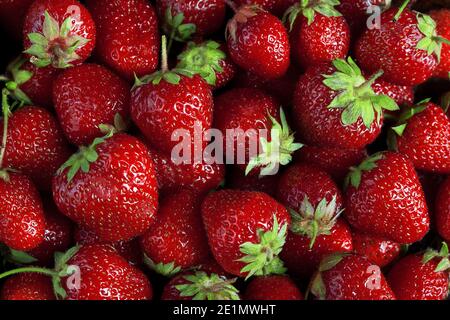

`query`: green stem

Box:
[356,70,384,93]
[0,89,11,169]
[161,35,169,73]
[167,27,176,56]
[393,0,410,21]
[0,266,57,280]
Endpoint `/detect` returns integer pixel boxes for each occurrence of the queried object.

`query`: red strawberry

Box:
[0,0,34,41]
[352,232,401,267]
[430,9,450,79]
[53,63,130,146]
[23,0,96,68]
[390,101,450,174]
[293,57,399,149]
[85,0,160,80]
[0,273,55,300]
[436,177,450,241]
[226,5,290,79]
[201,190,290,278]
[285,0,350,70]
[338,0,391,34]
[244,275,303,300]
[387,243,450,300]
[227,166,279,197]
[310,253,396,300]
[140,189,210,276]
[52,133,158,242]
[344,152,430,244]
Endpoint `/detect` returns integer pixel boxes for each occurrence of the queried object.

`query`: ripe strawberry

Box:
[85,0,160,80]
[310,253,396,300]
[352,232,401,267]
[227,166,279,197]
[0,0,34,41]
[390,101,450,174]
[344,152,429,244]
[436,177,450,242]
[201,190,290,278]
[23,0,96,68]
[140,190,210,276]
[430,9,450,79]
[0,273,55,300]
[53,63,130,146]
[52,133,158,242]
[338,0,391,34]
[293,57,398,149]
[226,5,290,79]
[387,243,450,300]
[244,275,303,300]
[285,0,350,70]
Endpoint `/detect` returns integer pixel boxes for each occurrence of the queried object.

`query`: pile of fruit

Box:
[0,0,449,301]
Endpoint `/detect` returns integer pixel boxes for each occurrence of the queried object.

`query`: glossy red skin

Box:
[430,9,450,79]
[345,152,430,244]
[23,0,96,66]
[397,103,450,174]
[290,14,350,70]
[0,106,71,191]
[0,172,45,251]
[352,232,401,267]
[0,273,55,300]
[53,63,130,146]
[293,63,383,149]
[388,254,449,300]
[214,44,238,89]
[140,190,210,270]
[319,254,396,300]
[85,0,159,80]
[52,134,159,242]
[63,244,153,300]
[156,0,226,36]
[234,0,296,16]
[338,0,388,34]
[295,146,367,183]
[244,275,303,300]
[436,177,450,241]
[371,77,414,107]
[201,190,290,277]
[131,75,213,156]
[355,8,437,86]
[227,11,290,80]
[227,166,279,197]
[0,0,34,40]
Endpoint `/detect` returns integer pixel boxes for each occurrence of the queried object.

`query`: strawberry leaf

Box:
[283,0,341,30]
[143,255,181,277]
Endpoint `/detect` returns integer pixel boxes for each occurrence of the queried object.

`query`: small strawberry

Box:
[338,0,391,34]
[0,273,55,300]
[244,275,303,300]
[387,242,450,300]
[344,152,430,244]
[436,177,450,242]
[201,190,290,278]
[352,232,401,268]
[310,253,396,300]
[53,63,130,146]
[0,0,34,41]
[226,4,290,79]
[23,0,95,68]
[430,9,450,79]
[284,0,350,70]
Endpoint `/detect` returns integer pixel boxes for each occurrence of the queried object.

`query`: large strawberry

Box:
[202,190,290,278]
[85,0,160,80]
[430,9,450,79]
[436,177,450,242]
[284,0,350,70]
[23,0,95,68]
[244,275,303,300]
[0,0,34,41]
[52,133,158,242]
[352,232,401,268]
[226,4,290,79]
[293,57,399,149]
[53,63,130,146]
[0,273,55,300]
[344,152,429,244]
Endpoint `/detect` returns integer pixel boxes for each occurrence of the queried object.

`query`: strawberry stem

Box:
[393,0,410,21]
[161,35,169,73]
[356,70,384,93]
[0,266,57,280]
[0,89,11,169]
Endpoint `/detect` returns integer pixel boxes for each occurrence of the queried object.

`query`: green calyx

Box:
[0,56,33,105]
[24,11,90,68]
[283,0,341,30]
[175,271,240,300]
[323,57,399,128]
[143,254,181,277]
[416,13,450,62]
[163,7,196,46]
[238,215,288,280]
[290,195,342,249]
[245,108,303,177]
[345,152,384,189]
[177,41,226,86]
[422,242,450,273]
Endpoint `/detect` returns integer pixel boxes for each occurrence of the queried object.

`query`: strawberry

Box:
[85,0,160,80]
[387,243,450,300]
[227,166,279,197]
[52,133,158,242]
[226,5,290,79]
[284,0,350,70]
[0,0,34,41]
[293,57,399,149]
[390,101,450,174]
[337,0,391,34]
[23,0,96,68]
[201,190,290,278]
[0,273,55,300]
[140,189,210,276]
[430,9,450,79]
[310,253,396,300]
[436,177,450,242]
[244,275,303,300]
[53,63,130,146]
[352,232,401,267]
[344,152,430,244]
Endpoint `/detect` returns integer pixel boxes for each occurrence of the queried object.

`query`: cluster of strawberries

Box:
[0,0,448,301]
